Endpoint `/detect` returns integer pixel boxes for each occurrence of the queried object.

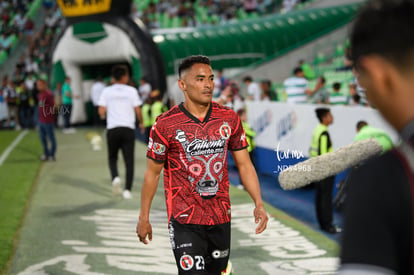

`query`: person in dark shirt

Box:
[339,0,414,274]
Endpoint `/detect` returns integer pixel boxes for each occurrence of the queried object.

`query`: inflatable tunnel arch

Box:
[51,0,166,124]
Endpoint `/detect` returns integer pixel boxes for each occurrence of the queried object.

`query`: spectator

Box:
[24,71,36,93]
[23,17,35,43]
[138,77,152,103]
[329,82,348,105]
[309,76,330,104]
[283,0,298,12]
[61,76,75,133]
[4,78,20,129]
[260,79,278,101]
[349,68,369,106]
[243,75,262,101]
[244,0,259,13]
[25,55,39,74]
[283,67,311,103]
[0,76,7,126]
[12,10,26,37]
[90,76,106,127]
[213,69,229,97]
[299,59,316,80]
[0,31,12,54]
[336,45,353,71]
[37,78,56,161]
[17,82,32,128]
[216,81,245,113]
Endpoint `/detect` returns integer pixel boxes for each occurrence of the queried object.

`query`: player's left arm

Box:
[231,148,268,234]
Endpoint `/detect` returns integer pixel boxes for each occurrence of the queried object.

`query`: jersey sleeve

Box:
[228,112,248,151]
[146,119,169,162]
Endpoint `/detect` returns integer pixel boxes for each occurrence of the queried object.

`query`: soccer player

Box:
[136,55,268,274]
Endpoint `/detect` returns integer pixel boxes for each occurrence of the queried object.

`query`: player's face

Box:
[179,63,214,106]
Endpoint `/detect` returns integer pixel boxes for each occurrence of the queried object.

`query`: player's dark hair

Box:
[356,120,368,131]
[315,107,330,123]
[351,0,414,70]
[178,55,210,78]
[111,65,129,81]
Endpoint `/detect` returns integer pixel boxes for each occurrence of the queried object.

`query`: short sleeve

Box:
[228,113,248,151]
[98,88,107,107]
[146,120,169,162]
[131,87,143,107]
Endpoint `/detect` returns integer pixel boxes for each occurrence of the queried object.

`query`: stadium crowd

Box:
[0,0,368,131]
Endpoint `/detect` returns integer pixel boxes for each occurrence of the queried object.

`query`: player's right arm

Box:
[137,158,164,244]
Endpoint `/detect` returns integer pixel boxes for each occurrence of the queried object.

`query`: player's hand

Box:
[254,204,268,234]
[137,218,152,244]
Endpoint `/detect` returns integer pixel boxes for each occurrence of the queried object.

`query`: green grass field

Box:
[0,130,42,275]
[3,129,340,274]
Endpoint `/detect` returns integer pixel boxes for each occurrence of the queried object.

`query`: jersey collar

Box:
[179,102,212,124]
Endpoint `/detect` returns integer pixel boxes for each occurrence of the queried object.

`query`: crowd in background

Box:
[0,0,367,131]
[0,0,62,130]
[133,0,312,29]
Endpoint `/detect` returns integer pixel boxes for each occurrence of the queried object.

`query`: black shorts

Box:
[169,218,231,275]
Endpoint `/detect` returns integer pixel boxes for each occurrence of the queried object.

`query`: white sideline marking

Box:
[0,130,28,166]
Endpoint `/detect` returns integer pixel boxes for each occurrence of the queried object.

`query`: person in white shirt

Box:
[90,77,106,126]
[243,75,262,101]
[98,65,144,199]
[138,77,152,103]
[283,67,312,103]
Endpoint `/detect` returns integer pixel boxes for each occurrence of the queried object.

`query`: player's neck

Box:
[183,101,211,119]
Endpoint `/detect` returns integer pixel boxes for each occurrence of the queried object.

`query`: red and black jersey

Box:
[147,102,248,225]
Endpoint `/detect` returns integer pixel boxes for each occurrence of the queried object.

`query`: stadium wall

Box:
[242,102,398,176]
